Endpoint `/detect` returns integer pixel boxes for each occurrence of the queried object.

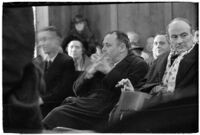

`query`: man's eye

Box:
[181,33,188,38]
[171,35,177,39]
[106,44,111,47]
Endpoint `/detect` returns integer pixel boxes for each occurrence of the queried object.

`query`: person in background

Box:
[62,14,98,56]
[42,31,148,131]
[3,6,43,133]
[127,31,143,56]
[152,34,170,60]
[193,30,198,44]
[37,26,76,117]
[141,36,154,65]
[66,39,91,78]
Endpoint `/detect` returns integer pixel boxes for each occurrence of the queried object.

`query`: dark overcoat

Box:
[43,53,149,130]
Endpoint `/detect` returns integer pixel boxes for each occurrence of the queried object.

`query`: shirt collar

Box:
[46,53,58,62]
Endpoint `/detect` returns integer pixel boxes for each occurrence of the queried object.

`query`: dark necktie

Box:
[170,54,179,66]
[45,61,52,72]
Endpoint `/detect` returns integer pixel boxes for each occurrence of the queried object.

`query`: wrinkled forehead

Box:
[168,20,191,35]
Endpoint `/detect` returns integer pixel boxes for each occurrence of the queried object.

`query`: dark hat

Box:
[73,14,86,24]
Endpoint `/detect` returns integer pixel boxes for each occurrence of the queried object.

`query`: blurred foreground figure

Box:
[37,26,75,117]
[3,5,43,133]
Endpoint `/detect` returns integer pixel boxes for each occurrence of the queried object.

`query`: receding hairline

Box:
[167,18,192,33]
[37,26,62,38]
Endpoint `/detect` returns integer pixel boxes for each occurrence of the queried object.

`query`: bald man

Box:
[141,17,198,104]
[152,34,170,59]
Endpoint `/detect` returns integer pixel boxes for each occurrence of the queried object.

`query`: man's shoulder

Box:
[156,51,170,61]
[151,51,169,67]
[128,53,147,64]
[57,53,73,62]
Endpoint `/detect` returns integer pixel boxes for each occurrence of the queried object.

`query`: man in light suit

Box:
[42,31,149,131]
[37,26,75,117]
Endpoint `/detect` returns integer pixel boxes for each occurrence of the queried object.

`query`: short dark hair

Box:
[105,31,131,50]
[167,17,193,33]
[37,26,62,38]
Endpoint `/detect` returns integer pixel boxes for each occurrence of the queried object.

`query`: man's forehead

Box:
[168,20,191,33]
[103,33,117,43]
[38,31,57,37]
[154,35,167,41]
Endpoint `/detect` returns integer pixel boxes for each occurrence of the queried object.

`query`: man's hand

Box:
[116,78,134,91]
[95,56,114,74]
[85,52,106,79]
[150,85,171,95]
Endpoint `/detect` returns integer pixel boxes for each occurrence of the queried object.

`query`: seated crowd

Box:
[3,7,198,133]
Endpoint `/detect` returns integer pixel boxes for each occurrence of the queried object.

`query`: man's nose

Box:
[71,47,76,52]
[38,41,44,46]
[102,46,106,53]
[177,36,183,44]
[157,43,161,48]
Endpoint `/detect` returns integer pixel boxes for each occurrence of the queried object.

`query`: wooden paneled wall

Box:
[48,2,198,47]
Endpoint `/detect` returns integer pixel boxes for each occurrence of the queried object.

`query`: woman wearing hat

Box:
[62,14,98,57]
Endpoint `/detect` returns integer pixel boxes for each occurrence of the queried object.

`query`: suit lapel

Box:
[176,44,197,84]
[146,52,169,84]
[102,53,134,89]
[44,53,61,80]
[111,53,134,76]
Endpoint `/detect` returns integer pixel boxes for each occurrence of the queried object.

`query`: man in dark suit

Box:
[104,17,198,133]
[42,31,149,131]
[37,26,75,117]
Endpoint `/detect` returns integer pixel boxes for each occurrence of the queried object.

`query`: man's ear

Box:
[119,42,126,52]
[166,34,170,43]
[191,29,195,36]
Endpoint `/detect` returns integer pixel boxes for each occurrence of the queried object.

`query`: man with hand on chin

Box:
[42,31,148,131]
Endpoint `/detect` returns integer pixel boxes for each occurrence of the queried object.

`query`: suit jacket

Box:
[42,53,149,130]
[140,44,198,107]
[41,53,75,116]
